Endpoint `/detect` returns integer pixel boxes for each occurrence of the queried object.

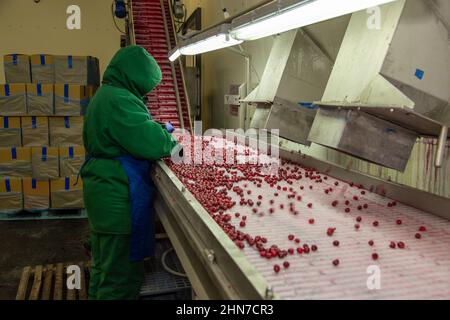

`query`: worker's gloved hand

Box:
[165,122,175,134]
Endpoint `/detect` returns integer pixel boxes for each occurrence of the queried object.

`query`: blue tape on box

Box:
[64,84,69,103]
[31,116,37,129]
[37,83,42,96]
[11,147,17,160]
[68,56,73,69]
[12,54,18,66]
[3,117,9,128]
[32,178,37,189]
[69,146,74,158]
[5,179,11,192]
[41,146,47,162]
[65,177,70,190]
[40,54,45,66]
[4,84,10,97]
[64,116,70,128]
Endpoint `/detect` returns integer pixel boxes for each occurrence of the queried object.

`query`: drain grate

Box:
[140,239,191,299]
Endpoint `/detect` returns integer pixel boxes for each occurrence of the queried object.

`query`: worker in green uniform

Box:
[81,45,178,300]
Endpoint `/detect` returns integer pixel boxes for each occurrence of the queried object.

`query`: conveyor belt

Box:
[131,0,191,131]
[165,137,450,299]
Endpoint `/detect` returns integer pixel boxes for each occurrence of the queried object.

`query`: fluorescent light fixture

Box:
[230,0,397,41]
[178,24,243,56]
[168,48,181,62]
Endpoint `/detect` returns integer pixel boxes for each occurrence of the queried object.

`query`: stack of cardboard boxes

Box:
[0,53,99,213]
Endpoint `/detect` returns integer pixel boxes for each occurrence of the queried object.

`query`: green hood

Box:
[103,45,162,98]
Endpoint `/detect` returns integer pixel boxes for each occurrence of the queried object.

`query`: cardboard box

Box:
[31,147,59,179]
[30,54,55,84]
[3,54,31,83]
[49,116,83,147]
[59,146,85,177]
[26,83,54,115]
[0,84,27,115]
[21,116,49,147]
[0,147,32,177]
[50,176,84,209]
[0,177,23,212]
[0,116,22,147]
[23,178,50,210]
[54,84,88,116]
[54,55,100,86]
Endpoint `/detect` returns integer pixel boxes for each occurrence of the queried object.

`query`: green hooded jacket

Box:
[81,45,177,234]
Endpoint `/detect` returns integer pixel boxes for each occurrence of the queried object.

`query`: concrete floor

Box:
[0,219,90,300]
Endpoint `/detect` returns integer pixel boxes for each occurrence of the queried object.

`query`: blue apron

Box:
[116,156,155,262]
[79,155,155,262]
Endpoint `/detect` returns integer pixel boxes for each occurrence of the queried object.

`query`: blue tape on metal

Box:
[64,116,70,128]
[69,146,74,158]
[299,102,317,110]
[32,116,37,129]
[3,117,9,128]
[68,56,73,69]
[37,83,42,96]
[65,177,70,190]
[415,69,425,80]
[5,179,11,192]
[40,54,45,66]
[42,146,47,161]
[12,54,18,66]
[11,147,17,159]
[4,84,10,97]
[64,84,69,103]
[32,179,37,189]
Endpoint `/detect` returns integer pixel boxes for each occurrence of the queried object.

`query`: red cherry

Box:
[334,182,339,186]
[333,240,339,246]
[353,196,359,201]
[269,208,274,214]
[235,213,240,218]
[283,261,290,269]
[288,234,295,241]
[269,200,274,205]
[389,241,396,249]
[345,200,350,206]
[274,265,281,273]
[373,221,379,227]
[258,195,262,200]
[368,240,374,246]
[308,218,315,224]
[363,204,368,209]
[396,219,402,225]
[242,215,247,220]
[297,196,302,201]
[354,224,360,230]
[294,238,300,243]
[356,216,362,222]
[239,221,246,227]
[332,200,338,207]
[303,246,310,254]
[398,241,405,249]
[357,205,363,210]
[327,228,336,236]
[345,208,351,213]
[361,191,366,195]
[419,226,427,232]
[415,233,422,239]
[279,204,284,209]
[311,245,318,252]
[307,203,313,208]
[332,259,340,266]
[297,247,303,254]
[372,253,379,260]
[288,248,294,255]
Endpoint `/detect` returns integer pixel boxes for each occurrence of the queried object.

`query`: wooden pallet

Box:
[16,261,91,300]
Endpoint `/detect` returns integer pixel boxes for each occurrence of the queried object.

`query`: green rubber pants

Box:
[88,233,144,300]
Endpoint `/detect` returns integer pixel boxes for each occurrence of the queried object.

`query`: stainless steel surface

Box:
[315,102,450,138]
[308,108,418,171]
[265,97,316,146]
[319,0,450,130]
[435,126,449,168]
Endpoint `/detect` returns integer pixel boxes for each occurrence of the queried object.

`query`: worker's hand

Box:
[165,122,175,134]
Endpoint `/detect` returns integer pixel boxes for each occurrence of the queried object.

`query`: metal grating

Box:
[140,239,191,299]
